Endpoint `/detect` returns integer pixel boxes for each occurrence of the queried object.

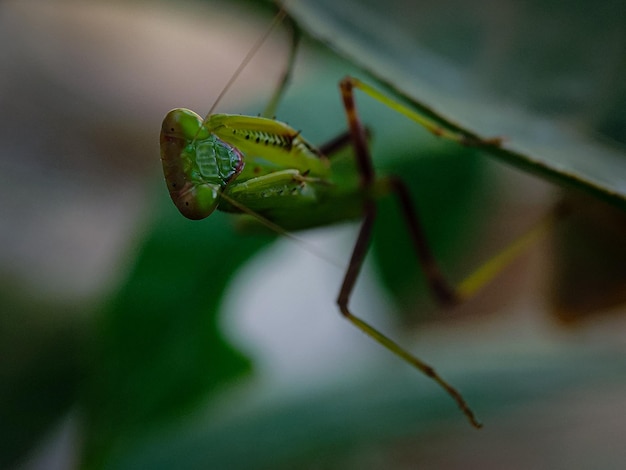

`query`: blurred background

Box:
[1,0,626,469]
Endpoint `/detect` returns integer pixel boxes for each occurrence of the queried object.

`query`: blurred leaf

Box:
[80,190,274,468]
[285,0,626,210]
[373,143,488,317]
[109,346,626,469]
[0,292,84,468]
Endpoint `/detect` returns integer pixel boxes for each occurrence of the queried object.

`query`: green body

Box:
[159,78,494,428]
[161,109,367,230]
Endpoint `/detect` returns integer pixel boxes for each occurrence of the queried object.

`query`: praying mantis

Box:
[160,7,564,429]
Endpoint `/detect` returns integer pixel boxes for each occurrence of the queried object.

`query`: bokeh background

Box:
[2,0,626,469]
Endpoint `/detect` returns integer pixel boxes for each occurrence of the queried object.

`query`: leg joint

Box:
[339,76,355,91]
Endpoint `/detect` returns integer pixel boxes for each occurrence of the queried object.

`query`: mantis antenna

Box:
[202,8,288,123]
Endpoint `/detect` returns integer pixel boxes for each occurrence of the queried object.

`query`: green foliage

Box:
[0,292,84,468]
[80,190,272,467]
[4,0,626,468]
[286,0,626,209]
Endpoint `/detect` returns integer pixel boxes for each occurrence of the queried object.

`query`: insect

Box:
[159,7,551,429]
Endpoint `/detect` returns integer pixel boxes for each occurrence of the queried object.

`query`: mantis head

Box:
[160,108,244,220]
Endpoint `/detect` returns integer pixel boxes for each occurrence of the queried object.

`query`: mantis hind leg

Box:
[340,76,564,302]
[337,77,483,428]
[336,75,564,428]
[338,76,464,305]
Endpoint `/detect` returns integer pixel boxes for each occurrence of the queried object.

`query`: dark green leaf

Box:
[109,347,626,469]
[80,190,273,468]
[286,0,626,210]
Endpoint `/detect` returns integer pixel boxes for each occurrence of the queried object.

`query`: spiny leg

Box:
[338,77,482,428]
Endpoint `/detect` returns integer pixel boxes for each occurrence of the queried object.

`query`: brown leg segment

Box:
[318,127,372,158]
[338,77,458,305]
[337,77,482,428]
[387,176,460,305]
